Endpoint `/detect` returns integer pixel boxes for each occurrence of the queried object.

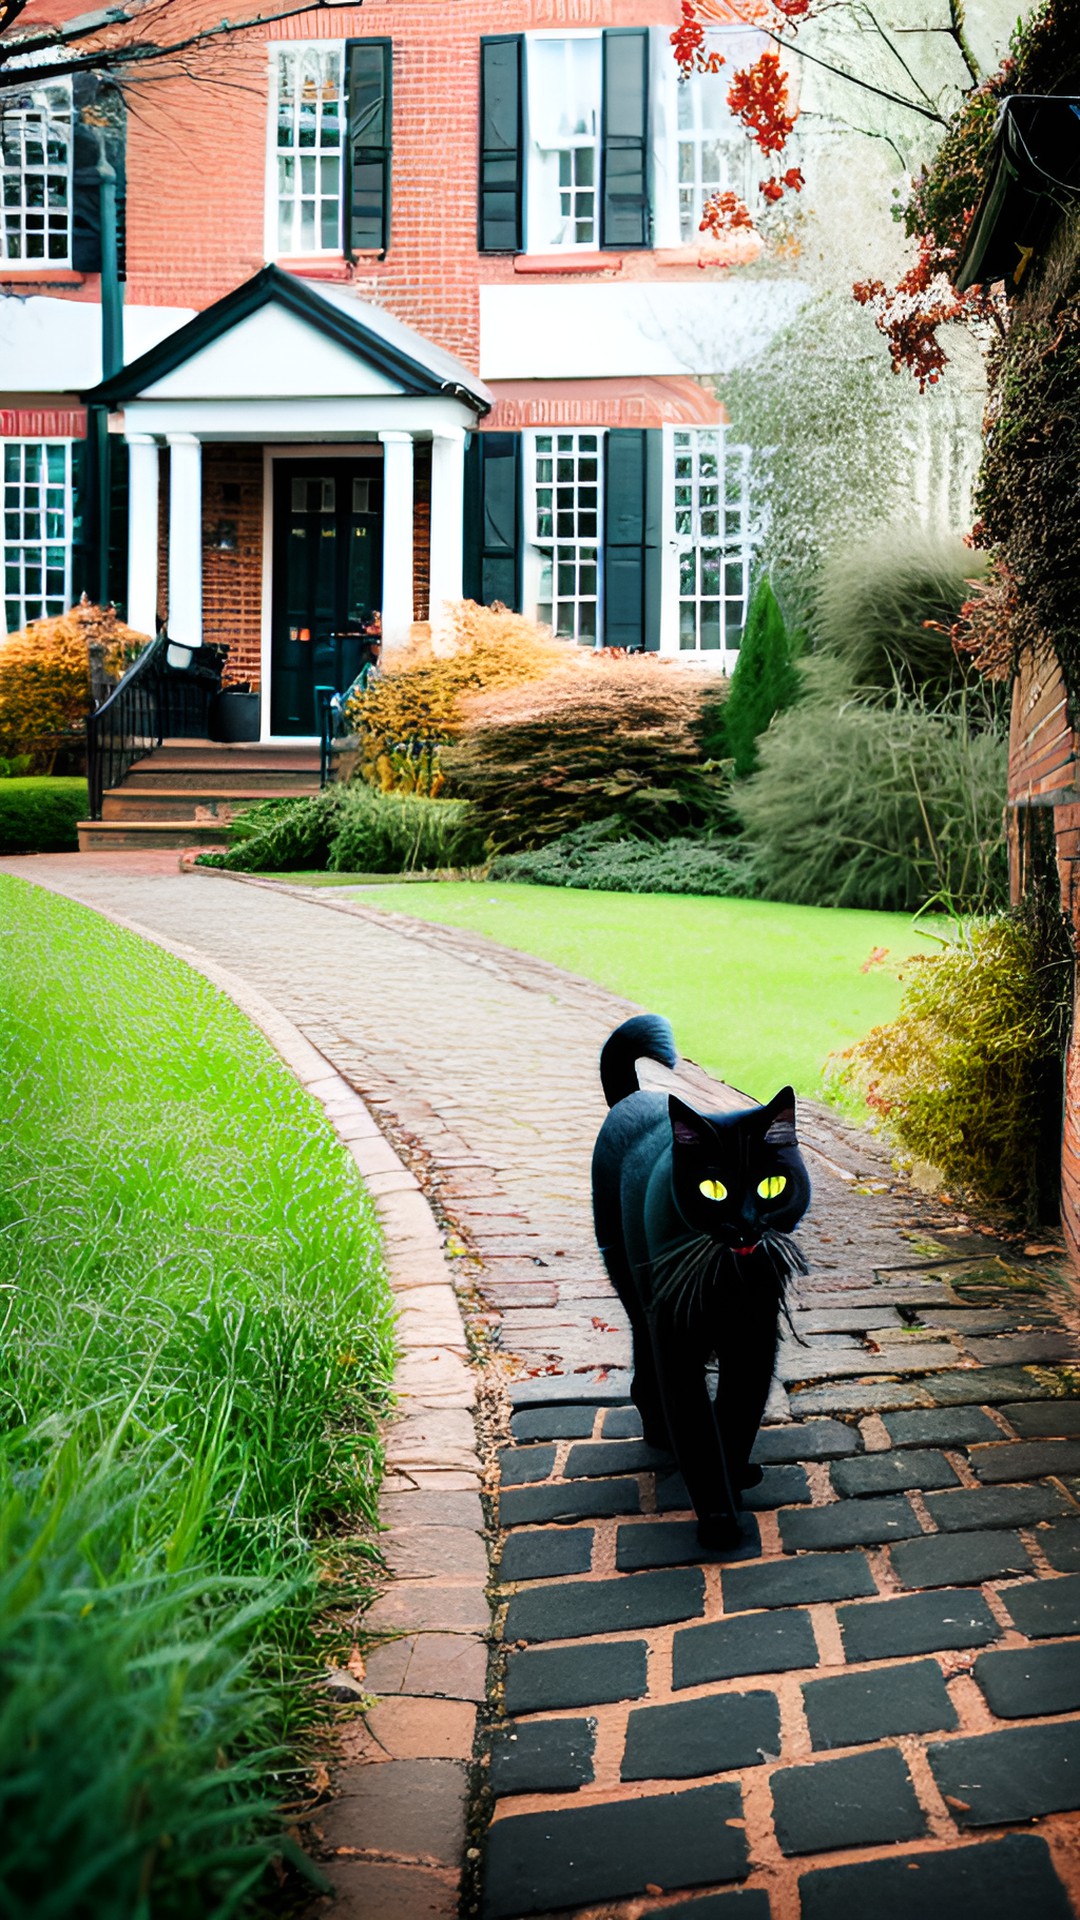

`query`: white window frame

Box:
[650,25,766,251]
[266,43,346,261]
[3,438,74,637]
[0,76,73,269]
[524,31,603,254]
[661,424,753,668]
[524,427,604,646]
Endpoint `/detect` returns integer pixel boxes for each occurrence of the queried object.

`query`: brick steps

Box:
[79,737,321,851]
[101,788,308,821]
[77,819,234,852]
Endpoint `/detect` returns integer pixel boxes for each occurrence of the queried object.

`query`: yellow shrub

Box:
[0,601,150,760]
[346,601,576,789]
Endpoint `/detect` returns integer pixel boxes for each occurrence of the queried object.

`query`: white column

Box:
[428,427,466,641]
[166,433,202,652]
[126,435,159,639]
[378,430,415,652]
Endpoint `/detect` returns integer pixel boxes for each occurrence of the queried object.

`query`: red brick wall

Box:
[14,0,732,372]
[1008,646,1080,1268]
[201,445,264,686]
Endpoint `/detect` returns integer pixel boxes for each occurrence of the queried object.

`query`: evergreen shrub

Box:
[719,575,803,777]
[828,903,1073,1222]
[0,777,87,854]
[492,821,759,895]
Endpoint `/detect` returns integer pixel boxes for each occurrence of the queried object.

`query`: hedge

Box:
[0,778,87,854]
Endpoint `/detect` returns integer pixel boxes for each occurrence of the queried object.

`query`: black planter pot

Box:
[209,691,261,743]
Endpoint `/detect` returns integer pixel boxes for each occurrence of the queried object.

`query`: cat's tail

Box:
[600,1014,678,1107]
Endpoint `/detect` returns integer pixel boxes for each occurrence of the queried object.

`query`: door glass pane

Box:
[674,426,753,662]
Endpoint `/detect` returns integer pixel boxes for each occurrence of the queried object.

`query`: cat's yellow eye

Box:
[699,1178,727,1202]
[757,1174,788,1200]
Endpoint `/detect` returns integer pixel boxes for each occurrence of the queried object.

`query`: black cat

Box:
[591,1013,811,1547]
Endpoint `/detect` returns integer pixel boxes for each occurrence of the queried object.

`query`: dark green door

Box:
[270,457,384,735]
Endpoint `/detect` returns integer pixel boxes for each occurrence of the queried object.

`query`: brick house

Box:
[1,0,810,740]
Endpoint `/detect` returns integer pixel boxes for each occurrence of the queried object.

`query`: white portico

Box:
[87,267,489,736]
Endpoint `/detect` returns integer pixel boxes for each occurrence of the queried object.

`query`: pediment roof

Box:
[85,265,491,412]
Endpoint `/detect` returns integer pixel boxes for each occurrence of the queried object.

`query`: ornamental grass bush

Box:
[444,658,732,850]
[346,601,574,792]
[734,686,1008,913]
[0,601,148,766]
[810,527,986,696]
[200,784,481,875]
[492,820,759,895]
[827,901,1073,1223]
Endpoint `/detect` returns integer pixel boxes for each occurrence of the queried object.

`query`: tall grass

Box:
[734,687,1009,913]
[0,876,397,1917]
[199,785,481,875]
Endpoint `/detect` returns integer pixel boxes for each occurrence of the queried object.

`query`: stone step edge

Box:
[13,869,487,1916]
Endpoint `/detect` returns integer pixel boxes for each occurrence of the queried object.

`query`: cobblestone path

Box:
[10,854,1080,1918]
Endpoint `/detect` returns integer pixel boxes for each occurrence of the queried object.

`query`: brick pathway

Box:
[8,854,1080,1919]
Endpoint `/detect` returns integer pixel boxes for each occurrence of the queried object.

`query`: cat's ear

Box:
[669,1095,709,1150]
[763,1086,797,1146]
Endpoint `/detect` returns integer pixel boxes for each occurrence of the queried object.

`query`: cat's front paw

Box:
[697,1512,743,1551]
[738,1464,764,1490]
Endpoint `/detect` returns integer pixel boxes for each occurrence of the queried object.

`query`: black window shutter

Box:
[71,74,126,276]
[346,39,392,256]
[601,29,650,249]
[69,431,92,602]
[107,436,130,616]
[604,428,662,648]
[479,36,523,253]
[464,433,521,609]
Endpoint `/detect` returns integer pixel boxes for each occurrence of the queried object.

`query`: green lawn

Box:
[0,874,396,1918]
[320,881,943,1100]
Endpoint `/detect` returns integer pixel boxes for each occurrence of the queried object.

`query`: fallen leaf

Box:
[944,1795,971,1812]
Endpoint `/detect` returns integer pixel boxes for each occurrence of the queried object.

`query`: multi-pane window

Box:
[527,37,601,249]
[274,47,344,254]
[676,72,755,244]
[3,441,73,635]
[673,428,752,662]
[0,81,72,265]
[533,432,602,643]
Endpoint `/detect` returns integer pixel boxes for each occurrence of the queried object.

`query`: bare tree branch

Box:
[697,1,954,126]
[948,0,982,88]
[0,0,345,89]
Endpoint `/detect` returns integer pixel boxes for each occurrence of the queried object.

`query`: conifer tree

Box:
[721,575,802,779]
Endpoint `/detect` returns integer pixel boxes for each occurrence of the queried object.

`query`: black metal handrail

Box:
[319,688,336,788]
[86,633,224,818]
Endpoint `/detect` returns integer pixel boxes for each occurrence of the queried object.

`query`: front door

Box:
[270,457,384,735]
